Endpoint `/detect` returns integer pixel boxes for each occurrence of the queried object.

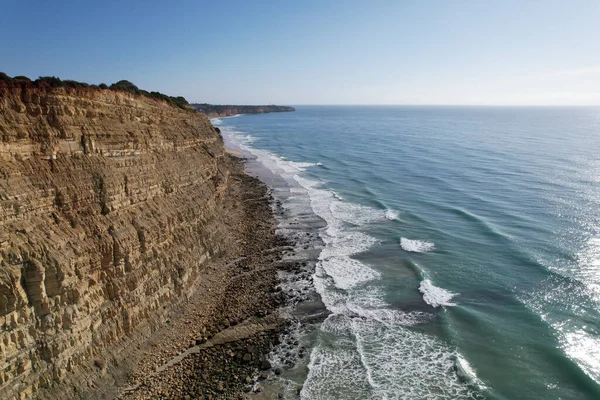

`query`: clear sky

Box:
[1,0,599,105]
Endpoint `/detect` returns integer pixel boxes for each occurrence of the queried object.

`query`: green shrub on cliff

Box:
[110,80,141,95]
[64,80,89,88]
[173,96,189,107]
[36,76,65,88]
[146,91,189,110]
[34,76,93,89]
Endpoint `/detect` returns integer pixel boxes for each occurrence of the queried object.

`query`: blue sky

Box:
[1,0,599,105]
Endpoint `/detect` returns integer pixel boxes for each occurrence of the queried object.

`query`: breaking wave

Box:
[400,238,435,252]
[384,209,398,220]
[419,279,457,307]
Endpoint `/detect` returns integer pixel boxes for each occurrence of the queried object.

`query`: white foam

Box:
[294,161,319,170]
[222,125,479,399]
[320,258,380,290]
[210,114,241,126]
[301,317,373,400]
[384,209,398,220]
[455,354,487,389]
[331,201,386,226]
[224,128,385,295]
[313,264,426,325]
[419,279,457,307]
[302,313,481,400]
[353,317,480,400]
[400,237,435,252]
[320,231,378,258]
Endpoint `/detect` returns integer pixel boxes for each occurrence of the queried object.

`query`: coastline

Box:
[215,118,330,399]
[215,106,600,400]
[209,107,600,400]
[102,130,325,399]
[192,104,295,119]
[29,98,600,400]
[212,112,483,399]
[36,112,325,400]
[94,154,293,399]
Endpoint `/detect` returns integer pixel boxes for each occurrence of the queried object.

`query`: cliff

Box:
[191,103,295,118]
[0,78,281,399]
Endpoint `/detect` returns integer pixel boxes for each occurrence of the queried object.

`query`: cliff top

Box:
[0,72,193,111]
[0,73,295,117]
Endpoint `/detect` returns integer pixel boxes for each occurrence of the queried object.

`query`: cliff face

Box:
[191,103,295,118]
[0,84,239,398]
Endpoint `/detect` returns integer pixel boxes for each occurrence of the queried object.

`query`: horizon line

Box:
[207,103,600,107]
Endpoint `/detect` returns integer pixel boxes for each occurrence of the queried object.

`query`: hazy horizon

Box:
[2,0,600,106]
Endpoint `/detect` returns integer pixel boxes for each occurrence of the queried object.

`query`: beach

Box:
[72,154,294,399]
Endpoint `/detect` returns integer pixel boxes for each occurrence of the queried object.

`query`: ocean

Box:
[213,106,600,400]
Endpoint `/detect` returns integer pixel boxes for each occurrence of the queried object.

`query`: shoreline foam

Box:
[217,116,483,400]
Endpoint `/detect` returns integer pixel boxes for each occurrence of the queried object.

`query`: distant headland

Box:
[191,103,295,118]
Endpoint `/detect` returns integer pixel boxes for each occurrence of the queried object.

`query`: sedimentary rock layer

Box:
[0,83,245,398]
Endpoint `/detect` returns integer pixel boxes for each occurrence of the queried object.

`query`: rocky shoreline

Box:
[84,155,287,399]
[238,151,330,399]
[78,153,324,400]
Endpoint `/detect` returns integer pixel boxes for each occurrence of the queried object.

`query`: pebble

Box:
[113,170,317,400]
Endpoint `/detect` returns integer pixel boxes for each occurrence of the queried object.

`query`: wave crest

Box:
[400,238,435,252]
[419,279,457,307]
[385,209,398,220]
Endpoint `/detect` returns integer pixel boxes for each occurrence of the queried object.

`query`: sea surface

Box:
[213,106,600,400]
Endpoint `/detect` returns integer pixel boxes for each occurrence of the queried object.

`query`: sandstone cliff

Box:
[0,80,257,398]
[191,104,295,118]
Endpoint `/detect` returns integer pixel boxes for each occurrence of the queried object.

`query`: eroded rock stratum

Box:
[0,83,239,398]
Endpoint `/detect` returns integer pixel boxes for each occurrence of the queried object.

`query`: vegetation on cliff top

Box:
[0,72,191,110]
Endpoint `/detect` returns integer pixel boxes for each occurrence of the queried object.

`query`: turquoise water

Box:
[215,106,600,399]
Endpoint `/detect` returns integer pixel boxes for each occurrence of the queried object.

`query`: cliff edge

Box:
[0,76,283,399]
